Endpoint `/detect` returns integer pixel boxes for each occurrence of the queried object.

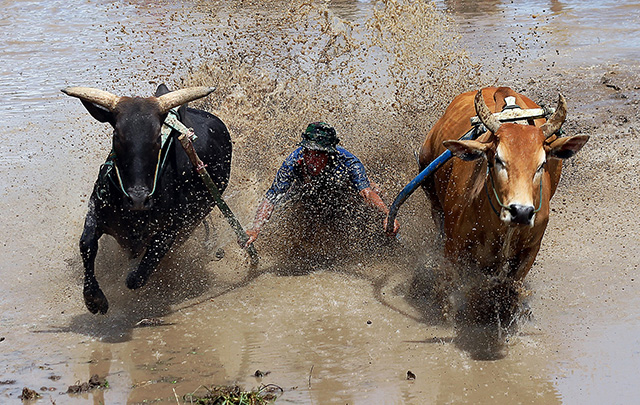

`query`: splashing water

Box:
[176,0,479,268]
[183,0,478,174]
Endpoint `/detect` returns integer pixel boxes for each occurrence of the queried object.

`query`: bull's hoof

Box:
[84,287,108,314]
[126,270,148,290]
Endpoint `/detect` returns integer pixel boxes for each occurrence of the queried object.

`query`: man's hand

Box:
[383,216,399,237]
[360,187,400,236]
[244,228,259,249]
[242,199,275,249]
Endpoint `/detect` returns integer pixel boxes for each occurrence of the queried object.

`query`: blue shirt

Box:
[265,146,371,205]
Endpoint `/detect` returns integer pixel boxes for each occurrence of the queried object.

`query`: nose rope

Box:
[485,167,543,217]
[113,145,167,199]
[533,175,543,213]
[147,147,164,198]
[113,163,131,198]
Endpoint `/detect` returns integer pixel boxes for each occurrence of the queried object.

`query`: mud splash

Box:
[178,0,479,277]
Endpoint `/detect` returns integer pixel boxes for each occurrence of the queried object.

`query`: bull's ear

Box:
[154,84,186,119]
[61,87,118,125]
[154,84,171,97]
[80,100,115,125]
[443,139,489,161]
[547,135,589,159]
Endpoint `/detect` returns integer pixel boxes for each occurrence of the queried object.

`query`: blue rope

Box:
[385,125,484,233]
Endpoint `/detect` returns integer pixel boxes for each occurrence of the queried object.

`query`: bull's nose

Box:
[125,188,152,211]
[508,204,534,225]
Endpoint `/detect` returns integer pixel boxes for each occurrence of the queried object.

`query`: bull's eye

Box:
[533,161,546,182]
[493,156,508,180]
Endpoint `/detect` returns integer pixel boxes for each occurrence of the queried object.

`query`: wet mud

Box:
[1,0,639,403]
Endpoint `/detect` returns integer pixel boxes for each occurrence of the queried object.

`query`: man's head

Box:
[300,122,339,176]
[299,122,339,153]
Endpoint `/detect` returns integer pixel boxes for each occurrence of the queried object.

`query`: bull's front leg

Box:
[510,245,542,282]
[126,231,177,290]
[80,202,108,314]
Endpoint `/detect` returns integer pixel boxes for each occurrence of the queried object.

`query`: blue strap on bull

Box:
[384,101,562,233]
[384,124,486,232]
[96,108,184,202]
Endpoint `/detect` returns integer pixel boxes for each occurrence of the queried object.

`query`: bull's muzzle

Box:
[505,203,535,226]
[125,187,153,211]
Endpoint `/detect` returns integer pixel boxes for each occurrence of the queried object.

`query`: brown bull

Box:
[418,87,588,320]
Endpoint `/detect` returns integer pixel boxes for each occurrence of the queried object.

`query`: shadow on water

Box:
[369,249,519,360]
[453,283,534,361]
[244,190,456,329]
[450,273,535,360]
[42,222,244,342]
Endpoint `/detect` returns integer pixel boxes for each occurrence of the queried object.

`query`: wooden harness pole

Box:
[177,130,259,266]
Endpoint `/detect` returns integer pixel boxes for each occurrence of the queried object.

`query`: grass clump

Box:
[184,384,282,404]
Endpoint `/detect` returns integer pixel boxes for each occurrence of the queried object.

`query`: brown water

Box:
[1,0,639,403]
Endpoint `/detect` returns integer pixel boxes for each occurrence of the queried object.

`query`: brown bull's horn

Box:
[474,89,501,134]
[540,93,567,138]
[61,87,120,111]
[156,87,216,113]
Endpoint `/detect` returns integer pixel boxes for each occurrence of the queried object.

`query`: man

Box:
[244,122,399,248]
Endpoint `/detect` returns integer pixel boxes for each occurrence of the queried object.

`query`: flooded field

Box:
[1,0,639,403]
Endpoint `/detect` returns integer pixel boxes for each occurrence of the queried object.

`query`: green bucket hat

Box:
[299,122,340,153]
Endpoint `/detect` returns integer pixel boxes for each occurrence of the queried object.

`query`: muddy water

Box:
[1,0,639,403]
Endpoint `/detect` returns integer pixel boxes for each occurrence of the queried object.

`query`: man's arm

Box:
[244,198,275,248]
[243,149,301,248]
[340,148,399,236]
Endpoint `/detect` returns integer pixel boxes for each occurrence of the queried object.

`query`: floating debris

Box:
[254,369,271,378]
[67,374,109,394]
[19,387,41,400]
[135,318,166,327]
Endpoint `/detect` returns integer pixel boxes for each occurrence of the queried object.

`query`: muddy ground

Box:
[1,0,639,404]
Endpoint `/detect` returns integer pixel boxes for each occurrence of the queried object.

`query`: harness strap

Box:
[162,108,196,140]
[114,163,131,198]
[485,178,501,217]
[147,147,165,197]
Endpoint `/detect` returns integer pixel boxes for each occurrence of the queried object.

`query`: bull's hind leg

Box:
[126,231,177,290]
[201,215,217,251]
[80,204,109,314]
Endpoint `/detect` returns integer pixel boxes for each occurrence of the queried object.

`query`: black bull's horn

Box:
[62,87,120,111]
[474,90,567,138]
[156,87,215,113]
[61,86,215,114]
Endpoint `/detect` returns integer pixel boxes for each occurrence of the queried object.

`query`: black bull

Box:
[63,84,232,314]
